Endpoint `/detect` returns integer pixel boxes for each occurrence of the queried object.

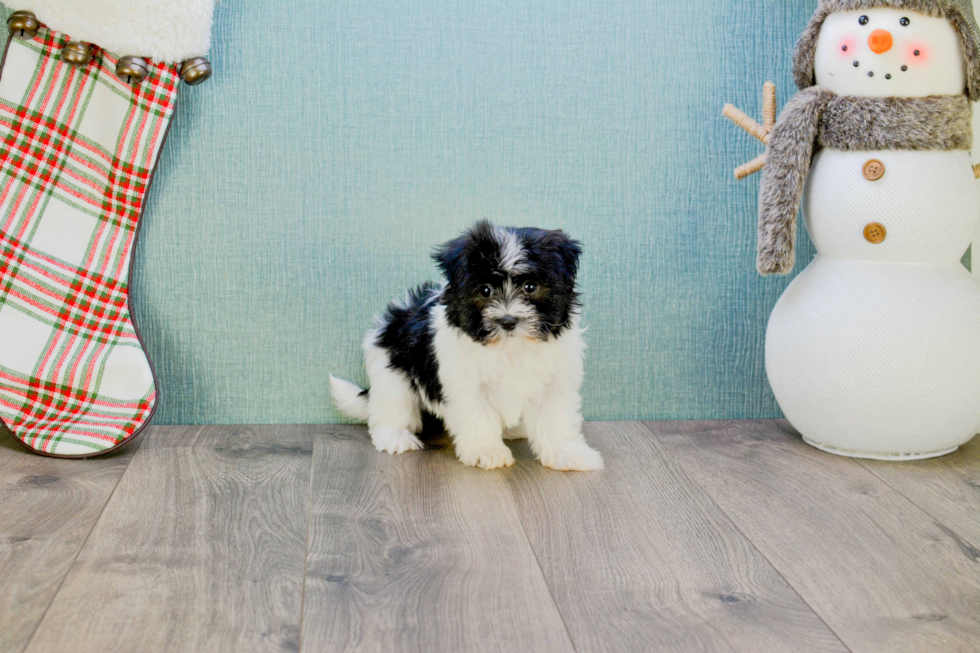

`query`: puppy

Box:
[330,221,603,471]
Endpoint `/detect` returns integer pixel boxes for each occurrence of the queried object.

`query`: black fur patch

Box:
[512,226,583,337]
[374,283,444,404]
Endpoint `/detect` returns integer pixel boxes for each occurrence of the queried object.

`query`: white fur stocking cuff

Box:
[5,0,216,63]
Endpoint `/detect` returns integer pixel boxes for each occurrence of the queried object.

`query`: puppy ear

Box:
[545,229,583,281]
[432,221,497,285]
[432,236,466,285]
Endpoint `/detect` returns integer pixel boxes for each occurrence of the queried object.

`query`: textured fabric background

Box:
[2,1,978,425]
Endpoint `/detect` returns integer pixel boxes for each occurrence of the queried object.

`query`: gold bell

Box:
[180,57,212,85]
[62,41,92,66]
[7,10,39,39]
[116,56,148,85]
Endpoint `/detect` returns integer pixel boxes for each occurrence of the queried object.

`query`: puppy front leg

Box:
[524,382,604,471]
[442,405,514,470]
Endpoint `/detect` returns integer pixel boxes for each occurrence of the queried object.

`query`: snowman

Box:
[727,0,980,459]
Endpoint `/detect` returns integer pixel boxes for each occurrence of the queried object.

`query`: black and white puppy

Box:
[330,221,603,471]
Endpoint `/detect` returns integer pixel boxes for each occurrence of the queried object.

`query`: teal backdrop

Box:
[140,1,819,424]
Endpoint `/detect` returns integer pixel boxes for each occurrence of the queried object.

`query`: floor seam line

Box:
[19,431,146,653]
[639,421,856,653]
[296,431,319,653]
[505,467,581,653]
[775,424,980,556]
[855,459,980,553]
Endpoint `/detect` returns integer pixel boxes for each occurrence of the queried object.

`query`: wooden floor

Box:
[3,421,980,653]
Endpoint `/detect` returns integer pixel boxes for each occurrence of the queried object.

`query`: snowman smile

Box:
[849,62,900,80]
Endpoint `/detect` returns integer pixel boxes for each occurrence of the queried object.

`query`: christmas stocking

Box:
[0,1,215,457]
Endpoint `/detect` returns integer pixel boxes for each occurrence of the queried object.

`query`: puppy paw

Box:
[371,427,424,455]
[457,443,515,470]
[540,440,604,472]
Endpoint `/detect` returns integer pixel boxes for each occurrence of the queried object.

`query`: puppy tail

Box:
[329,375,370,422]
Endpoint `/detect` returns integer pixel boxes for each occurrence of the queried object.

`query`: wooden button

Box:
[862,159,885,181]
[7,10,39,39]
[864,222,887,244]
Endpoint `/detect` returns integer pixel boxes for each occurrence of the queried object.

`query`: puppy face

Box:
[433,221,582,344]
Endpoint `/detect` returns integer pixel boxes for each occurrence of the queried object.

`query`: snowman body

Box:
[765,8,980,458]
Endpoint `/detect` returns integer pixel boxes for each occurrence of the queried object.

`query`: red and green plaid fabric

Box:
[0,25,178,456]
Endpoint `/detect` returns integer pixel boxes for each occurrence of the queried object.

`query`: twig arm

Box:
[724,82,777,180]
[974,163,980,179]
[723,104,770,145]
[763,82,777,131]
[735,153,767,180]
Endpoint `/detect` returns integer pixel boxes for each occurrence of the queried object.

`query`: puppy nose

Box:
[499,316,519,331]
[868,29,893,54]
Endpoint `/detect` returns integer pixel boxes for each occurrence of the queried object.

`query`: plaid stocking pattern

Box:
[0,26,179,457]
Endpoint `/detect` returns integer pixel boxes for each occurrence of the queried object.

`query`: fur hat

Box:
[793,0,980,101]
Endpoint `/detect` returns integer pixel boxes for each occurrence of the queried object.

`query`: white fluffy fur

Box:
[331,304,603,472]
[12,0,216,63]
[328,375,370,422]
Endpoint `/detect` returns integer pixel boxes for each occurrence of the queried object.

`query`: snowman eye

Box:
[859,15,869,25]
[900,17,910,26]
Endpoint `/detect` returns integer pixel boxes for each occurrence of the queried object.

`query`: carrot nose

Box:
[868,29,893,54]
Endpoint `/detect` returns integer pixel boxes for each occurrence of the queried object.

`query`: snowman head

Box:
[794,0,980,100]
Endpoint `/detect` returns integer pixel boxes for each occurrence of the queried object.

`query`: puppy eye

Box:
[479,285,493,298]
[900,17,910,26]
[859,15,869,25]
[523,281,538,294]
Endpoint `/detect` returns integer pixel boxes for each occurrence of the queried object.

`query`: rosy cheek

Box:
[906,42,931,66]
[838,36,857,57]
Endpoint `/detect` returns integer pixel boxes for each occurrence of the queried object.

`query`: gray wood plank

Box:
[301,425,574,653]
[0,434,137,653]
[505,421,847,653]
[652,419,980,653]
[23,425,315,653]
[856,435,980,551]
